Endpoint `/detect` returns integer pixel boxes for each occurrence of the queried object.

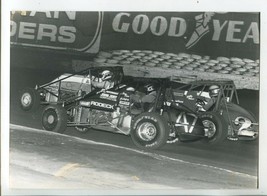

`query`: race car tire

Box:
[19,87,40,112]
[42,105,67,133]
[131,112,169,150]
[200,112,227,145]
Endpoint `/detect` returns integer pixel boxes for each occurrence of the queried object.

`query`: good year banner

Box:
[11,12,259,59]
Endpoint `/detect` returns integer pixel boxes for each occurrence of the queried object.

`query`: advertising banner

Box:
[11,12,259,59]
[11,11,103,53]
[101,12,259,59]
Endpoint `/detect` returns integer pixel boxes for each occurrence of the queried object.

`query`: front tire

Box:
[19,88,40,111]
[131,112,169,150]
[42,105,67,133]
[200,112,227,145]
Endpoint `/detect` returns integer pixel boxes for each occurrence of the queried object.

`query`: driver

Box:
[141,84,157,104]
[91,70,115,90]
[197,85,220,112]
[131,83,157,112]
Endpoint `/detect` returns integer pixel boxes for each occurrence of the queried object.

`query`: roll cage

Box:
[169,77,240,111]
[35,66,124,105]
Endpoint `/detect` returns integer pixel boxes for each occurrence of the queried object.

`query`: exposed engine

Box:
[69,102,132,135]
[69,105,111,125]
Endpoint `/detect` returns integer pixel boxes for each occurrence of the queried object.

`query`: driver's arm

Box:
[92,80,103,88]
[91,76,105,89]
[131,91,145,103]
[203,97,216,110]
[141,91,157,103]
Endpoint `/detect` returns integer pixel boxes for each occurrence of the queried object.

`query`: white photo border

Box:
[1,0,267,195]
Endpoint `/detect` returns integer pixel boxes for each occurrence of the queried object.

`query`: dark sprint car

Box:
[19,66,259,150]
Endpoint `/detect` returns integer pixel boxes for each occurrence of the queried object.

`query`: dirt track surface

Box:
[10,124,257,190]
[9,126,177,190]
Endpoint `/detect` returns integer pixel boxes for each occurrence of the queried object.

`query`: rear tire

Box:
[42,105,67,133]
[200,112,227,145]
[131,112,169,150]
[19,88,40,111]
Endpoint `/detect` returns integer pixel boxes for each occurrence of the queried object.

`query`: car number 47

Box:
[175,112,198,133]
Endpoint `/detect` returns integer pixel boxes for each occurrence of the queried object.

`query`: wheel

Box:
[200,112,227,144]
[75,127,89,133]
[19,87,40,111]
[42,105,67,133]
[131,112,170,150]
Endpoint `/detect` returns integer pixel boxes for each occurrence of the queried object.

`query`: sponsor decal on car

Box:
[173,92,184,97]
[119,101,130,106]
[186,95,195,100]
[80,101,90,107]
[100,93,117,101]
[105,90,119,95]
[90,101,114,110]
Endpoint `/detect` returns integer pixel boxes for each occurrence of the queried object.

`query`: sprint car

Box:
[19,66,259,150]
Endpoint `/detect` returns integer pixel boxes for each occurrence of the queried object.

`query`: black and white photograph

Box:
[1,0,267,195]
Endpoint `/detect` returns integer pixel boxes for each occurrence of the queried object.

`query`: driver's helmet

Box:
[144,83,155,94]
[209,85,220,97]
[100,70,112,81]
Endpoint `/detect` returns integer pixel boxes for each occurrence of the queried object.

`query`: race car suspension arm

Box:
[67,122,94,126]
